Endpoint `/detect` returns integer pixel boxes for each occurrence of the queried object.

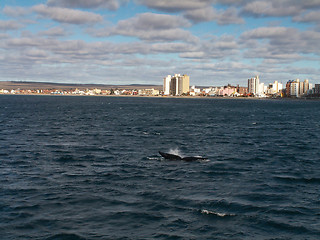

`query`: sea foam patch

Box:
[201,209,235,217]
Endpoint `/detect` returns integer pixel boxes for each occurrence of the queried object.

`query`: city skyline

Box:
[1,76,318,98]
[1,1,320,86]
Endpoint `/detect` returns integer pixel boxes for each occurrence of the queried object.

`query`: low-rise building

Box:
[189,86,201,96]
[138,88,159,96]
[218,86,237,96]
[236,86,248,96]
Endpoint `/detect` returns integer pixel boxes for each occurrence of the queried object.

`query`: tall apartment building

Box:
[286,79,312,97]
[267,81,283,95]
[248,76,263,96]
[314,84,320,94]
[163,75,171,95]
[304,79,310,94]
[163,74,190,96]
[286,80,294,96]
[291,81,299,97]
[303,79,312,95]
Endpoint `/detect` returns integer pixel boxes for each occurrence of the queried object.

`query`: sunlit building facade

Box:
[163,74,190,96]
[286,79,312,97]
[267,81,283,95]
[163,75,171,95]
[248,76,261,96]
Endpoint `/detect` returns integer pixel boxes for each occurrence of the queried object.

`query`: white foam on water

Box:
[168,148,183,157]
[147,157,159,160]
[201,209,234,217]
[199,159,210,163]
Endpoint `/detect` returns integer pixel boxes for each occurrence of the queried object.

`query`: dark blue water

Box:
[1,95,319,239]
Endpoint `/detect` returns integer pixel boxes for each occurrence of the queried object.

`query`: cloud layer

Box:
[0,0,320,85]
[47,0,120,10]
[32,4,103,24]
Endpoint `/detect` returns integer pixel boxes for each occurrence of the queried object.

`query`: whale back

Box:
[159,151,182,160]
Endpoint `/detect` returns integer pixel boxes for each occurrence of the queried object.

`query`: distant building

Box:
[248,76,260,96]
[190,85,201,96]
[171,74,190,96]
[236,86,248,96]
[138,88,159,96]
[218,86,236,96]
[163,75,171,95]
[267,81,283,95]
[286,80,294,96]
[93,88,101,94]
[163,74,190,96]
[286,79,312,97]
[303,79,312,95]
[291,80,299,97]
[314,84,320,94]
[204,87,218,96]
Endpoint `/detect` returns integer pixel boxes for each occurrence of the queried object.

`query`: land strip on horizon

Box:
[0,81,163,91]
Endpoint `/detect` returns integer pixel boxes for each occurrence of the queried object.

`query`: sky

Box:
[1,0,320,86]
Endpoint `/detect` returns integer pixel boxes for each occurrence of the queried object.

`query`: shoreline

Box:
[1,93,319,101]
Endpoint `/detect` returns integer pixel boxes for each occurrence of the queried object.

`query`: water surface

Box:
[1,95,319,239]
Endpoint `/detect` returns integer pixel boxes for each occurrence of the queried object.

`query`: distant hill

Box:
[0,81,162,90]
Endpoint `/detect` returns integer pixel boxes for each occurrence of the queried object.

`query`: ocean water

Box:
[0,95,319,240]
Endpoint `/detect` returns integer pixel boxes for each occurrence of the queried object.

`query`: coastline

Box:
[1,93,318,101]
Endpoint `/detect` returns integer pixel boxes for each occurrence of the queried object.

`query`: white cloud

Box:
[293,10,320,23]
[39,27,69,37]
[32,4,103,24]
[179,35,239,59]
[93,13,198,42]
[216,7,245,25]
[0,20,23,30]
[47,0,123,10]
[242,1,300,17]
[184,7,244,25]
[116,12,191,30]
[0,33,9,40]
[24,48,49,59]
[241,26,296,39]
[3,6,31,17]
[240,26,320,65]
[136,0,214,12]
[240,0,320,18]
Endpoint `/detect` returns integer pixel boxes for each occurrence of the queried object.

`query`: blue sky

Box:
[1,0,320,86]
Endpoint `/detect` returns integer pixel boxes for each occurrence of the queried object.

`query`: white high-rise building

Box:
[163,74,190,96]
[286,79,312,97]
[303,79,312,95]
[163,75,171,95]
[273,81,283,93]
[290,81,299,97]
[267,81,283,95]
[248,76,260,95]
[259,82,265,96]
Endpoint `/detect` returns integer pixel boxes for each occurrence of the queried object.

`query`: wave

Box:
[107,210,165,223]
[255,217,314,235]
[146,156,162,161]
[55,155,76,162]
[46,233,87,240]
[274,175,320,184]
[200,209,235,217]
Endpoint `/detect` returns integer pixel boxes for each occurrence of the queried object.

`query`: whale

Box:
[159,151,208,162]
